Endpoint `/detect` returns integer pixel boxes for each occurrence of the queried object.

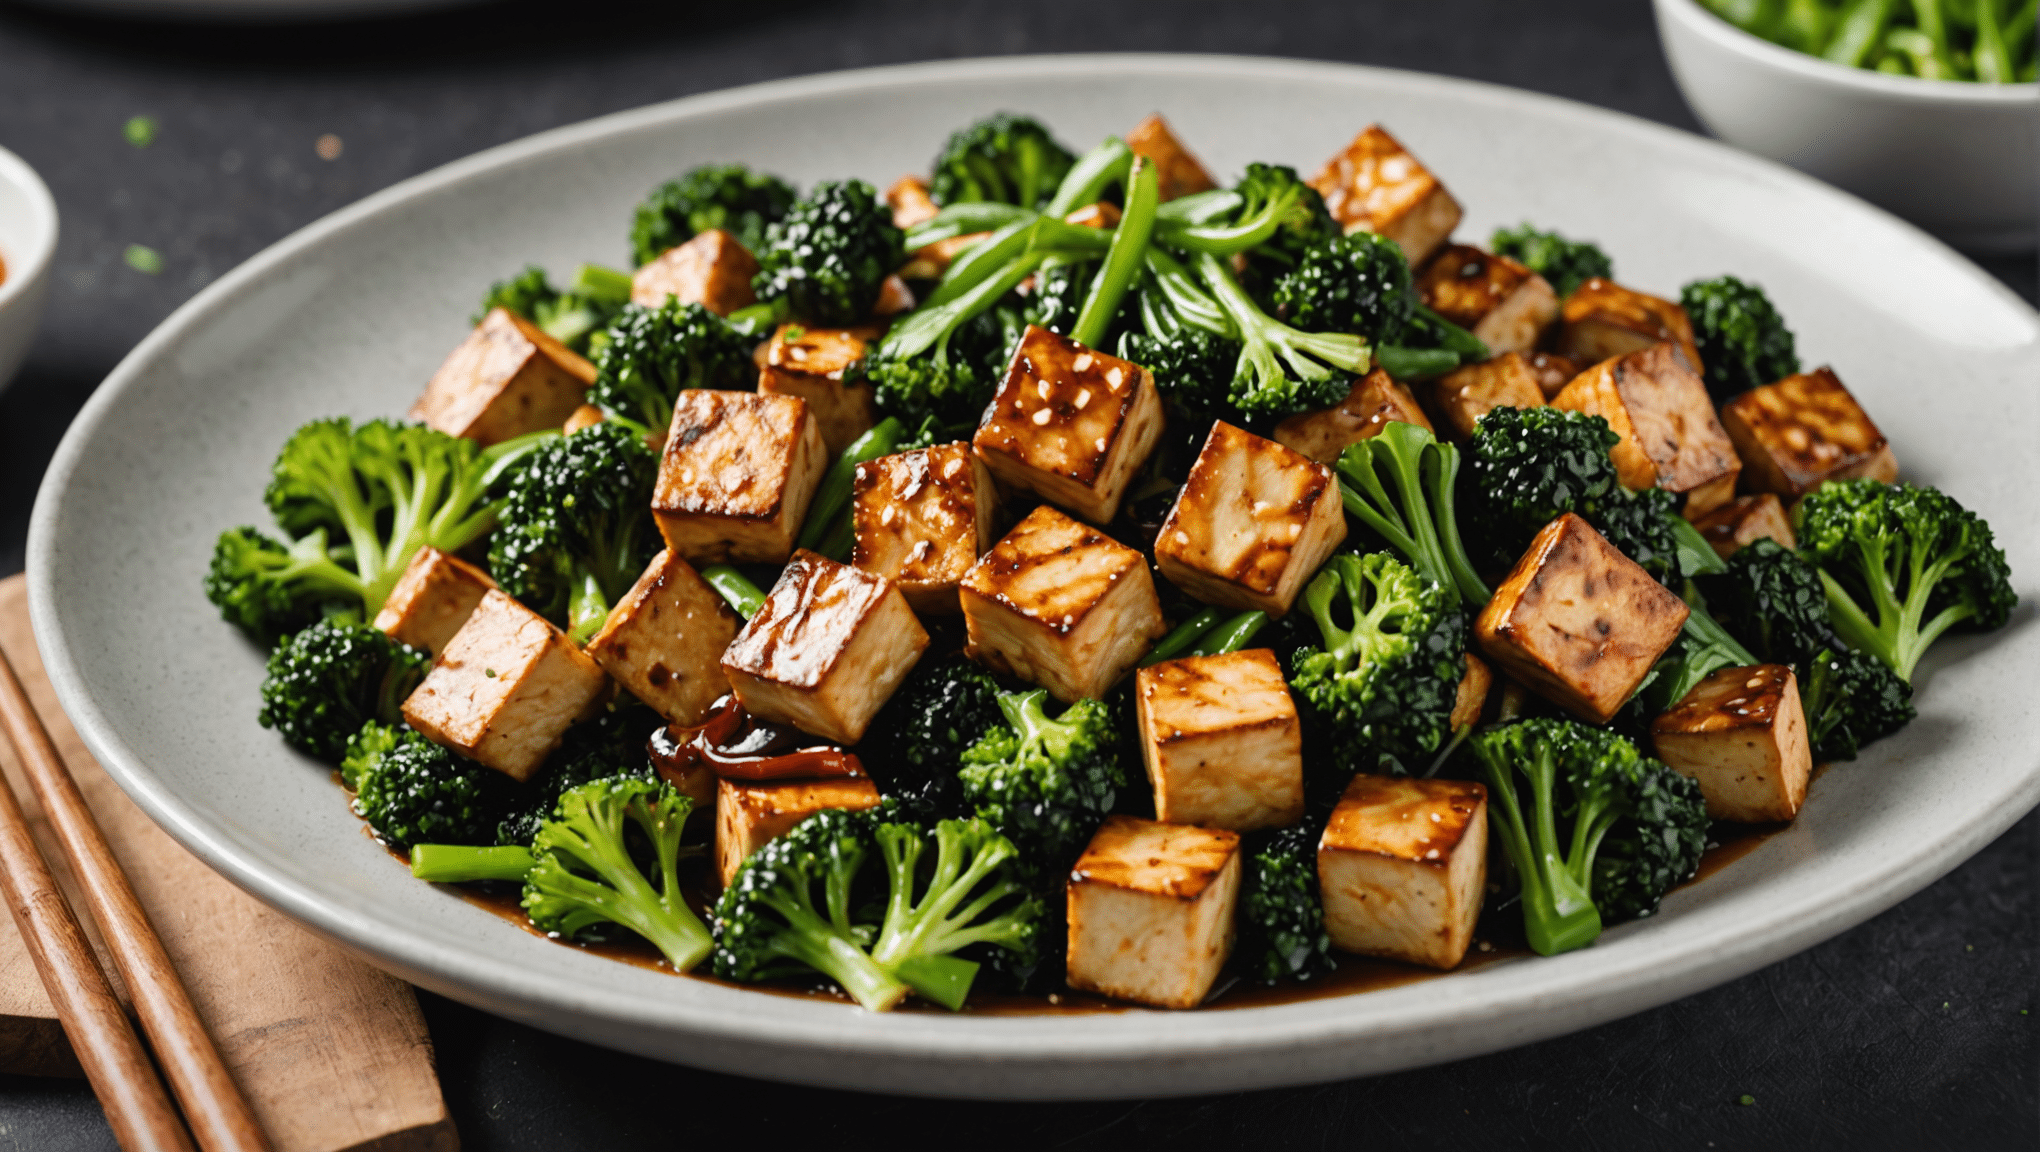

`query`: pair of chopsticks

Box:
[0,645,270,1152]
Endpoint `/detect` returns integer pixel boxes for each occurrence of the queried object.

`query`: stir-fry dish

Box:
[1701,0,2038,82]
[205,113,2015,1012]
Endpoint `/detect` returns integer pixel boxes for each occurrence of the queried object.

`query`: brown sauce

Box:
[649,694,863,782]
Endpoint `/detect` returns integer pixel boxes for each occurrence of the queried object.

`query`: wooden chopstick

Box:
[0,647,272,1152]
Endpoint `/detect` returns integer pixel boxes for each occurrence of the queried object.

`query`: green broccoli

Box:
[585,298,754,438]
[1489,223,1613,298]
[1679,276,1800,402]
[630,163,798,264]
[858,297,1025,444]
[342,722,505,850]
[1334,421,1489,606]
[257,620,429,762]
[868,817,1044,1009]
[203,526,364,646]
[1237,808,1337,984]
[521,776,712,973]
[1269,230,1417,345]
[860,653,1006,817]
[928,113,1076,210]
[752,180,904,326]
[957,689,1128,875]
[474,263,634,354]
[1801,646,1918,762]
[1119,327,1241,415]
[496,700,662,847]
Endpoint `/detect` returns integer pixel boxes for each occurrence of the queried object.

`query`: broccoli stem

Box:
[1372,345,1460,380]
[1412,304,1490,360]
[1142,249,1235,337]
[1071,156,1158,349]
[758,887,910,1012]
[882,250,1047,362]
[567,263,634,305]
[527,801,712,972]
[797,417,906,552]
[1193,251,1369,391]
[870,823,1029,1010]
[1190,610,1268,656]
[1669,514,1728,578]
[567,570,613,646]
[923,216,1037,309]
[1302,558,1408,675]
[1153,179,1304,256]
[1815,547,1972,682]
[1335,423,1490,607]
[902,202,1034,250]
[1976,0,2017,81]
[1474,739,1602,956]
[1825,0,1895,66]
[700,564,768,620]
[1141,606,1227,667]
[411,844,536,883]
[1044,137,1133,217]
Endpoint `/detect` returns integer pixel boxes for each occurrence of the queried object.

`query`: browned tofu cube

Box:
[887,176,985,281]
[562,403,605,435]
[886,175,939,229]
[1652,664,1812,823]
[1065,816,1241,1010]
[1308,125,1463,268]
[1474,513,1690,724]
[960,505,1166,702]
[1062,201,1122,230]
[1526,352,1581,400]
[1125,114,1218,201]
[850,443,999,614]
[1691,494,1797,559]
[1415,245,1559,356]
[401,590,609,781]
[1318,774,1487,970]
[1271,369,1434,464]
[1134,649,1303,832]
[651,390,828,565]
[410,308,596,447]
[583,549,741,726]
[756,323,882,454]
[1153,422,1348,617]
[1552,343,1741,516]
[373,546,497,657]
[630,229,759,316]
[1451,652,1493,731]
[720,551,930,745]
[972,325,1165,524]
[1719,367,1898,501]
[1557,278,1702,374]
[1430,352,1547,441]
[715,776,881,887]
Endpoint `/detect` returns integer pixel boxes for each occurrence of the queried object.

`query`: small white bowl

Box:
[1656,0,2038,253]
[0,144,58,390]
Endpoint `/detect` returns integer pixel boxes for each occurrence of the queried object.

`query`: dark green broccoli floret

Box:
[1705,538,1838,666]
[859,301,1022,444]
[521,776,712,972]
[630,163,797,264]
[585,299,754,438]
[1801,646,1917,762]
[1679,276,1800,402]
[474,264,633,354]
[1269,230,1416,345]
[861,653,1005,817]
[257,620,429,762]
[1237,807,1336,985]
[957,689,1127,876]
[1469,718,1707,955]
[1796,478,2016,681]
[203,526,364,646]
[1335,421,1489,606]
[929,113,1076,210]
[1119,327,1242,415]
[752,180,904,326]
[342,722,504,849]
[496,700,662,847]
[487,421,661,644]
[1490,223,1613,298]
[867,817,1044,1010]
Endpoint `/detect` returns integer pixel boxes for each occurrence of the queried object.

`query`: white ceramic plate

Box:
[27,55,2040,1099]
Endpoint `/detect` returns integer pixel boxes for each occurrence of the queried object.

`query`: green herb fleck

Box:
[124,116,157,148]
[784,324,806,342]
[484,669,497,678]
[1737,1095,1755,1106]
[124,245,164,274]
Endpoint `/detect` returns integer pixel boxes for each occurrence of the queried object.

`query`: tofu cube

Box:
[1690,493,1797,559]
[720,550,930,745]
[1415,245,1559,356]
[755,323,882,454]
[1429,352,1547,441]
[1065,816,1241,1010]
[630,229,759,316]
[1557,278,1702,374]
[1152,422,1348,617]
[401,589,609,781]
[1125,114,1218,201]
[651,390,828,565]
[850,443,999,614]
[1474,513,1691,724]
[1526,352,1581,400]
[1652,664,1812,823]
[885,175,939,229]
[1135,649,1303,832]
[1318,774,1488,970]
[1719,367,1898,500]
[960,506,1167,703]
[562,403,605,435]
[410,308,596,447]
[887,176,984,281]
[372,546,497,657]
[1552,343,1742,515]
[1271,369,1434,464]
[972,326,1165,524]
[1307,125,1462,267]
[1451,652,1493,731]
[715,776,881,887]
[583,549,741,726]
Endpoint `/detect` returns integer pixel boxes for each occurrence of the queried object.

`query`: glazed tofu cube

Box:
[1430,352,1547,441]
[1719,367,1898,501]
[1308,125,1462,267]
[1125,114,1218,201]
[850,443,999,614]
[401,590,609,781]
[651,390,828,565]
[583,549,741,726]
[1062,202,1122,230]
[1557,278,1702,374]
[1451,652,1493,731]
[872,275,915,317]
[1652,664,1812,823]
[1066,816,1241,1010]
[1690,494,1797,559]
[1525,352,1581,400]
[885,175,940,229]
[1318,774,1487,970]
[1135,649,1303,832]
[1271,370,1434,464]
[1474,513,1690,724]
[756,323,882,454]
[715,776,881,887]
[630,229,759,316]
[887,176,985,281]
[720,551,930,744]
[972,326,1165,524]
[410,308,596,447]
[373,546,497,657]
[1152,422,1348,617]
[562,403,605,435]
[1415,245,1559,356]
[960,506,1166,702]
[1552,343,1741,516]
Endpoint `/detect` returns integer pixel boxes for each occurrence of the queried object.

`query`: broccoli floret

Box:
[1796,478,2016,681]
[342,722,505,849]
[496,700,662,847]
[1269,231,1417,345]
[203,525,365,646]
[1705,538,1838,666]
[957,689,1127,876]
[1236,808,1336,985]
[929,113,1076,210]
[859,301,1022,444]
[1801,646,1917,762]
[257,620,429,762]
[1469,718,1707,955]
[860,653,1005,817]
[752,180,903,326]
[1184,248,1366,417]
[1679,276,1800,402]
[1119,327,1242,415]
[474,264,633,354]
[1490,223,1613,298]
[585,299,754,438]
[1335,421,1489,606]
[867,817,1044,1009]
[521,776,713,972]
[630,163,797,264]
[487,421,661,644]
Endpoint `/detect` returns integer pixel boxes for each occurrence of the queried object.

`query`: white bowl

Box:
[0,144,58,390]
[1656,0,2038,253]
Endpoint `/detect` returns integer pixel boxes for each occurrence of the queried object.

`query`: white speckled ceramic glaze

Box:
[26,56,2040,1099]
[0,143,57,390]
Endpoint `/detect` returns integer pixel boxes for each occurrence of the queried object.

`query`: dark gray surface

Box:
[0,1,2031,1148]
